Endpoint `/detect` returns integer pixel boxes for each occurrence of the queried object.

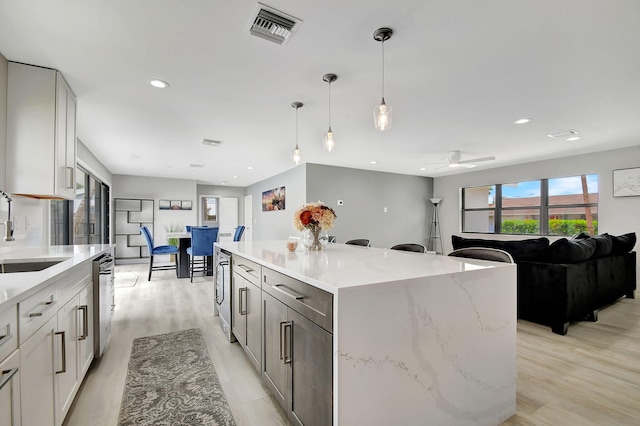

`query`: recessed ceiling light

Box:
[513,118,532,124]
[566,136,581,141]
[233,175,239,179]
[149,79,169,88]
[220,181,227,185]
[247,166,254,170]
[370,161,378,165]
[419,167,426,171]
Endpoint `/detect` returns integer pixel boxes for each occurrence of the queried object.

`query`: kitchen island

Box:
[217,240,517,426]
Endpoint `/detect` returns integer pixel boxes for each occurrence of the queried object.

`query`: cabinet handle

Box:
[66,166,74,189]
[237,264,254,273]
[79,305,88,340]
[282,321,292,364]
[239,287,248,315]
[29,300,57,317]
[0,367,18,426]
[0,325,12,348]
[55,331,66,374]
[272,284,305,301]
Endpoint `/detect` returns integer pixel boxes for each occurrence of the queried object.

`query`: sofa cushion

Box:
[546,238,597,263]
[610,232,637,254]
[575,233,613,258]
[451,235,549,262]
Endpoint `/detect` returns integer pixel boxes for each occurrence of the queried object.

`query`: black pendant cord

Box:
[381,39,385,99]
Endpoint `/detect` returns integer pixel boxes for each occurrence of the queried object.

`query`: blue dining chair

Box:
[186,227,219,282]
[233,225,245,241]
[140,226,179,281]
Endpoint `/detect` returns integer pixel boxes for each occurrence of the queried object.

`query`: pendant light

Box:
[373,27,393,131]
[322,73,337,152]
[291,102,303,165]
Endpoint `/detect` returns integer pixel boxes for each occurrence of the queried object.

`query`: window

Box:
[462,174,598,236]
[51,165,110,245]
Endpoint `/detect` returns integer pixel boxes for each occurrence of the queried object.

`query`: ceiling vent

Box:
[547,129,578,139]
[202,139,222,147]
[189,162,205,168]
[248,3,302,45]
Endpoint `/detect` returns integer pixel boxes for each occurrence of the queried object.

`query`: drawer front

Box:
[263,268,333,333]
[18,284,57,345]
[57,262,92,305]
[0,305,18,362]
[232,255,261,286]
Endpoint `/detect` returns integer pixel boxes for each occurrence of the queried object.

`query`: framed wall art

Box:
[159,200,193,210]
[613,167,640,197]
[262,186,286,211]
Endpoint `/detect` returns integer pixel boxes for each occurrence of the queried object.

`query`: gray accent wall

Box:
[306,164,433,248]
[434,145,640,282]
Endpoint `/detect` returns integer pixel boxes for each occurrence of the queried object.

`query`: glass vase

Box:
[301,227,329,251]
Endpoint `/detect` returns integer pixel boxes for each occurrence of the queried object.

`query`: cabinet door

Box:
[0,349,21,426]
[262,292,289,411]
[231,273,247,346]
[20,315,56,426]
[244,281,262,372]
[55,296,80,426]
[78,285,94,378]
[289,309,333,426]
[55,73,76,200]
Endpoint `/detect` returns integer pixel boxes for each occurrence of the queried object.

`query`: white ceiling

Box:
[1,0,639,187]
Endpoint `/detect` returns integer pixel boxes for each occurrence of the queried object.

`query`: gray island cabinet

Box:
[219,240,517,426]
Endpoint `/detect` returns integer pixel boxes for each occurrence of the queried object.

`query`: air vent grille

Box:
[248,3,301,45]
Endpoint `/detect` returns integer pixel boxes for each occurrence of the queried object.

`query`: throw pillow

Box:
[610,232,637,254]
[451,235,549,262]
[545,238,597,263]
[575,233,613,258]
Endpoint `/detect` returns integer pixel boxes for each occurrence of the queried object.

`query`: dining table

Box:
[165,232,214,279]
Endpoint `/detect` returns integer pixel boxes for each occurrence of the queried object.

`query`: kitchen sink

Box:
[0,259,68,273]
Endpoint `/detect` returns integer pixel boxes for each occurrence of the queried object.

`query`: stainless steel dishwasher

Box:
[92,252,114,358]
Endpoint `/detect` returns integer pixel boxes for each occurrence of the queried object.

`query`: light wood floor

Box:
[64,263,640,426]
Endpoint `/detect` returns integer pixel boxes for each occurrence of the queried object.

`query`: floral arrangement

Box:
[293,201,337,231]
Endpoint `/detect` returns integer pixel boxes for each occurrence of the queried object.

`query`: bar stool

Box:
[140,226,179,281]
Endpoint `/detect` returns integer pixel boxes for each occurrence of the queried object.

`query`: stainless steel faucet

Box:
[1,190,15,242]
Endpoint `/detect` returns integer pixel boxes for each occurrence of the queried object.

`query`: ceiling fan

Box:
[427,150,496,169]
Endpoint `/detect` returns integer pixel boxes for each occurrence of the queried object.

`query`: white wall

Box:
[245,165,307,241]
[113,175,197,245]
[434,145,640,281]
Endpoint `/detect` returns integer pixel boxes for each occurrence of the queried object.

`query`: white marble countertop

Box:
[217,240,514,294]
[0,244,113,309]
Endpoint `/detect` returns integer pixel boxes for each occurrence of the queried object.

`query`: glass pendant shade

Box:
[323,127,336,152]
[291,144,302,164]
[373,98,392,131]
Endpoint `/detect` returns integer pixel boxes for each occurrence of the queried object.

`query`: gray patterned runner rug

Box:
[118,328,236,425]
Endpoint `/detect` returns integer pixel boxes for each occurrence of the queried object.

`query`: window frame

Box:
[462,175,598,236]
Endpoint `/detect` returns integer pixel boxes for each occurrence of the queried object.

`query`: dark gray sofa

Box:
[452,233,637,335]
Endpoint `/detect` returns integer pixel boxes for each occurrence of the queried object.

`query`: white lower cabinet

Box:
[20,315,57,426]
[55,296,80,425]
[17,263,94,426]
[1,349,22,426]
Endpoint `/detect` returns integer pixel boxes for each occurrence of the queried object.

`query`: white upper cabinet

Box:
[7,62,77,200]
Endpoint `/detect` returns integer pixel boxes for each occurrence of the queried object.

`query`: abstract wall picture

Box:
[262,186,286,211]
[613,167,640,197]
[159,200,193,210]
